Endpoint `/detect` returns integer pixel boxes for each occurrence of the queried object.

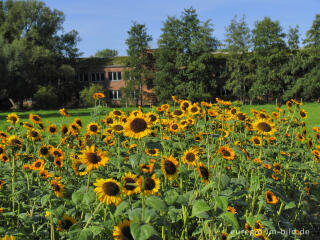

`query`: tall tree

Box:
[0,0,80,108]
[94,48,118,57]
[154,7,219,103]
[249,17,287,102]
[123,22,153,106]
[223,15,253,102]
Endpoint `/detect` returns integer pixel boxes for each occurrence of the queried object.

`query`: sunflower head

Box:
[94,178,122,206]
[27,129,42,142]
[48,124,58,135]
[145,148,160,157]
[181,147,199,166]
[59,108,70,117]
[265,191,278,205]
[56,215,76,232]
[140,174,161,195]
[161,156,179,181]
[51,178,64,198]
[93,92,105,99]
[122,172,141,196]
[86,122,100,135]
[80,145,109,171]
[197,163,210,184]
[218,146,235,160]
[113,219,133,240]
[253,119,276,136]
[6,113,20,125]
[29,114,42,124]
[124,112,151,139]
[31,159,45,171]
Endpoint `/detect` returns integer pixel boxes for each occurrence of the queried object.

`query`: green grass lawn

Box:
[1,103,319,132]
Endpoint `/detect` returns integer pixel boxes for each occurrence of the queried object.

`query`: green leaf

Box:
[115,201,130,216]
[220,212,239,230]
[72,191,84,205]
[41,194,50,206]
[83,190,96,205]
[284,201,296,210]
[130,223,156,240]
[191,200,211,218]
[128,208,142,222]
[215,196,228,211]
[164,189,179,205]
[78,229,93,240]
[146,196,167,212]
[88,226,104,236]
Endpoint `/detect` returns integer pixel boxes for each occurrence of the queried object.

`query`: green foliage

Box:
[154,7,219,103]
[79,84,105,107]
[93,48,118,58]
[33,85,58,109]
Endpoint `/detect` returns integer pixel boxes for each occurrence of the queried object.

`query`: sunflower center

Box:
[259,113,266,118]
[124,178,136,191]
[52,183,60,192]
[130,118,147,133]
[114,110,121,116]
[237,113,245,120]
[171,124,178,130]
[148,149,156,155]
[33,116,40,122]
[0,148,3,154]
[254,139,260,144]
[231,109,237,115]
[106,118,113,124]
[10,116,17,123]
[121,226,134,240]
[35,162,42,168]
[145,178,155,190]
[164,160,176,175]
[222,150,231,157]
[87,153,101,164]
[40,147,48,155]
[90,125,98,132]
[62,127,68,134]
[31,131,38,137]
[267,193,273,202]
[61,219,73,230]
[11,139,21,145]
[54,151,61,157]
[149,115,157,121]
[300,111,306,117]
[76,120,82,127]
[257,122,272,132]
[103,181,120,196]
[200,166,209,180]
[186,153,195,162]
[114,125,124,131]
[174,110,183,116]
[49,127,56,133]
[191,107,198,113]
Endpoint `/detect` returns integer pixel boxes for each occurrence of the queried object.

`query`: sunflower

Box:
[188,104,201,115]
[0,180,5,189]
[0,145,5,155]
[59,108,70,117]
[253,119,276,136]
[181,147,199,167]
[72,158,88,176]
[38,122,45,131]
[207,109,219,117]
[272,111,280,119]
[6,113,19,125]
[27,128,42,142]
[273,163,281,174]
[51,148,65,160]
[22,122,33,129]
[0,131,8,140]
[94,178,122,206]
[145,148,160,157]
[236,112,247,121]
[139,161,155,174]
[161,104,170,112]
[171,109,185,118]
[110,120,125,134]
[7,135,23,148]
[296,132,305,142]
[122,172,141,196]
[124,112,151,139]
[245,223,252,232]
[180,100,191,111]
[218,146,235,160]
[30,159,45,171]
[56,215,76,232]
[0,154,10,162]
[1,235,16,240]
[86,122,100,135]
[113,219,134,240]
[140,174,161,195]
[39,169,53,179]
[59,125,68,137]
[161,156,179,181]
[54,158,63,168]
[168,121,180,134]
[104,116,114,126]
[286,100,293,109]
[299,109,308,119]
[220,232,228,240]
[251,136,262,146]
[147,112,159,124]
[80,145,109,171]
[227,206,237,214]
[196,163,210,184]
[29,114,41,124]
[51,178,64,198]
[265,191,278,205]
[110,109,124,118]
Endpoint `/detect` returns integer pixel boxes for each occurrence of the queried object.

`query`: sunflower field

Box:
[0,95,320,240]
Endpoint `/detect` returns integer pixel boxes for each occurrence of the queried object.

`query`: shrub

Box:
[79,84,105,107]
[33,85,58,109]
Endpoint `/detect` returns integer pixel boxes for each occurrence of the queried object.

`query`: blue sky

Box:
[43,0,319,56]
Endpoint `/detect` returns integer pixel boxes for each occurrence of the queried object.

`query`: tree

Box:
[0,0,80,108]
[94,48,118,58]
[223,15,253,102]
[249,17,287,102]
[154,7,219,103]
[123,21,153,106]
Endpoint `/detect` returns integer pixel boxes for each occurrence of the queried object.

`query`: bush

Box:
[33,85,58,109]
[79,84,105,107]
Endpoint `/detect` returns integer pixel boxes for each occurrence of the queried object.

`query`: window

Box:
[77,72,88,82]
[91,72,105,82]
[109,90,121,100]
[108,71,122,80]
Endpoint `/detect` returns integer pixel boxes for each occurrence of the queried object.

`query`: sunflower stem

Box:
[141,176,146,223]
[86,171,92,192]
[83,202,102,229]
[49,199,55,240]
[11,151,15,213]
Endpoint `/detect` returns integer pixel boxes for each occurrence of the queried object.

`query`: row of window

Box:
[77,72,122,82]
[109,90,137,100]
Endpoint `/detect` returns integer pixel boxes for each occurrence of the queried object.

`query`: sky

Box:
[43,0,319,57]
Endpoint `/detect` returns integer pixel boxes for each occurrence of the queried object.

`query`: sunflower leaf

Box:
[115,201,130,216]
[191,200,211,218]
[78,228,93,240]
[146,196,167,212]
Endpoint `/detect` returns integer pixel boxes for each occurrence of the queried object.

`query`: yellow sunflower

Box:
[299,109,308,119]
[93,92,105,99]
[122,172,141,196]
[188,104,201,115]
[0,153,10,162]
[51,148,65,160]
[218,146,235,160]
[146,112,159,124]
[30,159,45,171]
[0,144,5,155]
[27,128,42,142]
[161,156,179,181]
[140,174,161,195]
[296,132,305,142]
[6,113,19,125]
[227,206,237,214]
[54,158,63,168]
[124,112,151,139]
[72,158,88,176]
[196,163,210,184]
[113,219,133,240]
[168,121,180,134]
[29,114,42,124]
[56,214,76,232]
[251,136,262,146]
[145,148,160,157]
[51,178,64,198]
[220,232,228,240]
[181,147,199,167]
[59,108,70,117]
[80,145,109,171]
[110,120,125,134]
[265,191,278,205]
[0,180,5,190]
[94,178,122,206]
[47,124,58,135]
[60,124,69,136]
[39,169,53,179]
[253,119,276,136]
[171,109,185,119]
[86,122,100,135]
[180,100,191,111]
[1,235,16,240]
[7,135,23,148]
[22,122,33,129]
